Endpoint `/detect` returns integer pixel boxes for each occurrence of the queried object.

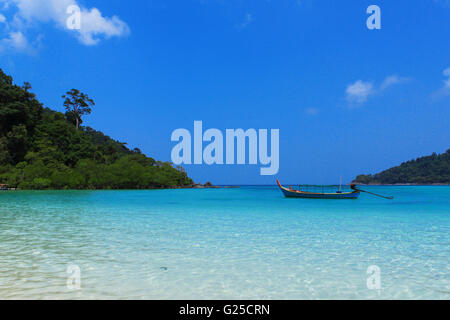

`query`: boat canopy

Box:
[293,184,351,193]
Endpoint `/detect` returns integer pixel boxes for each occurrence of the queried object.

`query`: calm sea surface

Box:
[0,186,448,300]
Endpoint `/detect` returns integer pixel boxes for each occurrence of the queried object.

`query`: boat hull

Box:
[277,180,360,200]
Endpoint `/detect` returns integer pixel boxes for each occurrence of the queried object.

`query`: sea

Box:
[0,186,448,300]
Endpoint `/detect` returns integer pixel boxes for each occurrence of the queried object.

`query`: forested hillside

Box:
[354,150,450,185]
[0,69,193,189]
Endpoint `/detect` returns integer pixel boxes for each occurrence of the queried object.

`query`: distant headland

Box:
[354,150,450,185]
[0,69,195,190]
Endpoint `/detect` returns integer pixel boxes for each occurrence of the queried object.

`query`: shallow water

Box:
[0,186,449,300]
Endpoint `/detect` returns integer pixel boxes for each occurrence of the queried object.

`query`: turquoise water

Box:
[0,186,448,300]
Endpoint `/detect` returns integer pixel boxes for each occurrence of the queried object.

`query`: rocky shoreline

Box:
[170,182,240,189]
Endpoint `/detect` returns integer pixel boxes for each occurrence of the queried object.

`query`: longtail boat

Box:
[276,180,360,199]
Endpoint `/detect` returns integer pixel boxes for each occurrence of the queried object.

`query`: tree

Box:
[65,110,83,128]
[354,150,450,184]
[0,69,195,190]
[22,82,32,91]
[0,137,11,165]
[7,125,28,163]
[62,89,95,129]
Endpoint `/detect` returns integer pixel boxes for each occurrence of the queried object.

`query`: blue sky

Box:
[1,0,449,184]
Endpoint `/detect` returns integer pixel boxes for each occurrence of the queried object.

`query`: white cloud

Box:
[0,0,129,47]
[444,67,450,77]
[380,74,411,90]
[346,80,374,104]
[0,30,31,52]
[443,67,450,78]
[444,79,450,90]
[0,13,6,23]
[345,74,411,106]
[237,13,254,29]
[305,107,319,116]
[72,6,130,45]
[442,67,450,92]
[429,68,450,100]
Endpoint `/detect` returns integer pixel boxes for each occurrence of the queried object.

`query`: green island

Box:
[0,69,195,190]
[354,150,450,185]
